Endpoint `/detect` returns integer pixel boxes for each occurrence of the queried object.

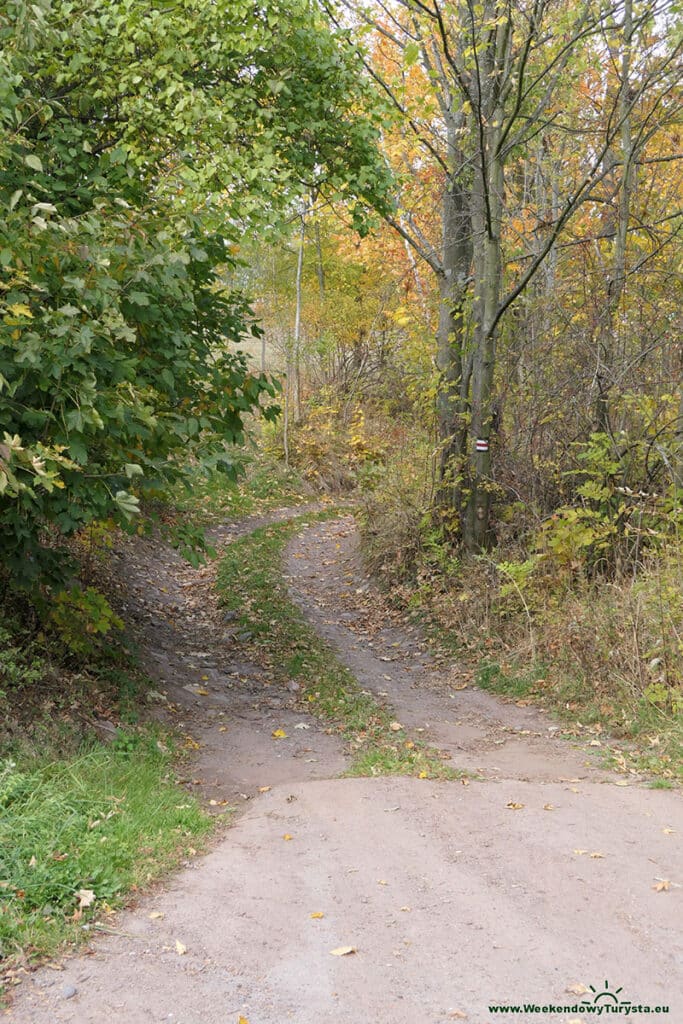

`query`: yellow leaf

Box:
[6,303,33,318]
[418,771,428,779]
[330,946,356,956]
[283,833,293,841]
[543,804,555,811]
[662,827,676,835]
[310,912,324,919]
[149,912,164,920]
[218,726,228,732]
[653,880,670,892]
[196,688,209,696]
[574,849,588,856]
[272,729,287,739]
[258,786,271,793]
[238,1017,250,1024]
[175,940,187,955]
[201,675,209,681]
[590,852,604,859]
[389,721,403,732]
[506,802,524,810]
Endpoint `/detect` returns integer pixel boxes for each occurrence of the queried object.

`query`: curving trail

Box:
[6,513,682,1024]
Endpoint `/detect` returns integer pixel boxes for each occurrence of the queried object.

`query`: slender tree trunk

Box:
[436,137,473,515]
[314,220,325,301]
[596,0,634,435]
[294,208,305,422]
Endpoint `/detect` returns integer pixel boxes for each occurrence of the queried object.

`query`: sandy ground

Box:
[5,513,682,1024]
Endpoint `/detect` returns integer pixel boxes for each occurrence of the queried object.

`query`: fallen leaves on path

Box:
[272,728,287,739]
[310,912,324,919]
[175,940,187,955]
[506,802,524,810]
[330,946,356,956]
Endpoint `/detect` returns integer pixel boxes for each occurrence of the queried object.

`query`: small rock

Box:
[286,679,300,692]
[222,610,239,622]
[61,983,77,1000]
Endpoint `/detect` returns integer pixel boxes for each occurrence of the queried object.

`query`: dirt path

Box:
[6,513,682,1024]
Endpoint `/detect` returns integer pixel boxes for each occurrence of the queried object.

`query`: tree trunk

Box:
[461,9,508,550]
[595,0,634,435]
[294,208,305,422]
[435,144,473,518]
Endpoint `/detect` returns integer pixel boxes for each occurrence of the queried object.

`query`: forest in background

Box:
[240,0,682,768]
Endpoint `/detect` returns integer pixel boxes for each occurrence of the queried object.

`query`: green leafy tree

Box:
[0,0,390,588]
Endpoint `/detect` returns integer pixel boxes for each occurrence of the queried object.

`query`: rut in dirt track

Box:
[6,510,682,1024]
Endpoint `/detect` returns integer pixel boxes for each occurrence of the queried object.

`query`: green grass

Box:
[172,452,312,522]
[215,514,461,780]
[0,733,212,982]
[475,659,682,783]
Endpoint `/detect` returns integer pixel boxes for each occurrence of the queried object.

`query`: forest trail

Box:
[6,512,682,1024]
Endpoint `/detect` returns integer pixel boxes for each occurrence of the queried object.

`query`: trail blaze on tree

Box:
[325,0,681,549]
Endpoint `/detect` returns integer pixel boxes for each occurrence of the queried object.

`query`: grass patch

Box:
[172,452,312,523]
[0,732,212,987]
[475,659,682,783]
[215,514,459,779]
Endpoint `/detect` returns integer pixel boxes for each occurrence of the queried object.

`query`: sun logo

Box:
[582,981,631,1007]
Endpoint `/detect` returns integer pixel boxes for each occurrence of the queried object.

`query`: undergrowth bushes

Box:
[358,430,683,775]
[263,393,400,493]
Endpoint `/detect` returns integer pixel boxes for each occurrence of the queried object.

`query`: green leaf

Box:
[24,154,43,172]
